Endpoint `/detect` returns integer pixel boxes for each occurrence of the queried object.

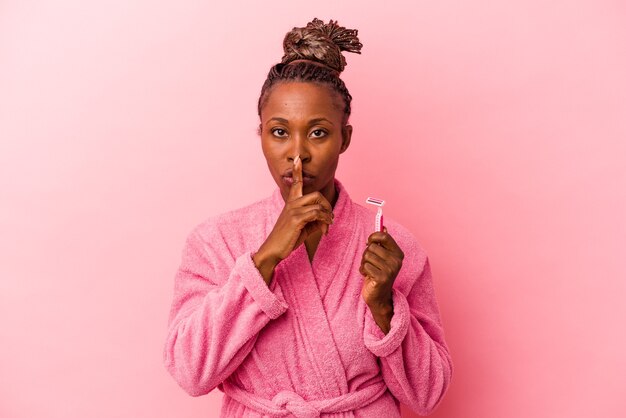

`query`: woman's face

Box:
[259,81,352,203]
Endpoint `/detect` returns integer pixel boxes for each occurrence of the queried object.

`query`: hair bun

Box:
[281,18,363,73]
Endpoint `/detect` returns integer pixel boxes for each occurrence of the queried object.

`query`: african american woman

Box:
[163,18,453,418]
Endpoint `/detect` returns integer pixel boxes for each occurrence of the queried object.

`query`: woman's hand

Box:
[360,227,404,334]
[253,155,334,283]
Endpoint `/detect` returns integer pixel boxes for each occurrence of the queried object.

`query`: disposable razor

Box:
[365,197,385,232]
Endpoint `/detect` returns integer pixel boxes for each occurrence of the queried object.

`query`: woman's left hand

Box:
[359,226,404,332]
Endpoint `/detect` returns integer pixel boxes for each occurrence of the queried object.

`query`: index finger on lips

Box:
[287,154,303,201]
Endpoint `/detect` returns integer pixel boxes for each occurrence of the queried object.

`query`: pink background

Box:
[1,1,625,417]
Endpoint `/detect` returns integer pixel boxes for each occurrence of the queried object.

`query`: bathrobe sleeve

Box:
[363,254,453,416]
[163,227,289,397]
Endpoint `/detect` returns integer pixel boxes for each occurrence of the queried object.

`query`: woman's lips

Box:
[282,168,315,178]
[282,175,315,186]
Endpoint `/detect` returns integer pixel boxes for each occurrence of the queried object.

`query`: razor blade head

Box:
[365,197,385,207]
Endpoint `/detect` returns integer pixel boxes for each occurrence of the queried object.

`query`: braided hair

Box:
[257,18,363,127]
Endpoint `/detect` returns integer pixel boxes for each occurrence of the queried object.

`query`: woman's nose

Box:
[289,133,310,161]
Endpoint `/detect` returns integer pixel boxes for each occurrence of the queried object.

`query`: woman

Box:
[163,18,453,417]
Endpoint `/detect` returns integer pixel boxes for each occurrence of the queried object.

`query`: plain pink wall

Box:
[1,1,625,417]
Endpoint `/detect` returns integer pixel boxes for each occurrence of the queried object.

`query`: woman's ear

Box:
[340,124,352,154]
[256,123,262,136]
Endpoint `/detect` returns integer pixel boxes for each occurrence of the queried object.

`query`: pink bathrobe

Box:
[163,178,453,417]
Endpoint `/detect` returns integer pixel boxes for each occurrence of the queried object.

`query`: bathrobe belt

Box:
[222,377,388,418]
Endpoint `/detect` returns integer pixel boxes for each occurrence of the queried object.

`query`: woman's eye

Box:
[311,129,327,138]
[272,128,288,138]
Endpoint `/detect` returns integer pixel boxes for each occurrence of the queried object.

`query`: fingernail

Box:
[294,155,300,165]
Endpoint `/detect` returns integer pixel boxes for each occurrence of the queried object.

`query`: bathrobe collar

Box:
[268,177,360,396]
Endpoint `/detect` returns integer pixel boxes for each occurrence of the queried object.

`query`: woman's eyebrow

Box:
[266,117,334,126]
[309,118,334,126]
[266,117,289,125]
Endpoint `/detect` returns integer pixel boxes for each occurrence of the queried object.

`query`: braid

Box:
[257,18,362,125]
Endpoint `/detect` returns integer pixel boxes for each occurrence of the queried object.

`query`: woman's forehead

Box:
[261,82,343,121]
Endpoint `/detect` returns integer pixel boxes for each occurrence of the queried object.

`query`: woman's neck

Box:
[321,178,339,209]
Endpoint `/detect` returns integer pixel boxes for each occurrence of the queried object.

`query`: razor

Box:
[365,197,385,232]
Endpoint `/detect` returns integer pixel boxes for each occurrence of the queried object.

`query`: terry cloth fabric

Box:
[163,178,453,417]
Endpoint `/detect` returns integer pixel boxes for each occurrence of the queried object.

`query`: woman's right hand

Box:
[253,155,334,281]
